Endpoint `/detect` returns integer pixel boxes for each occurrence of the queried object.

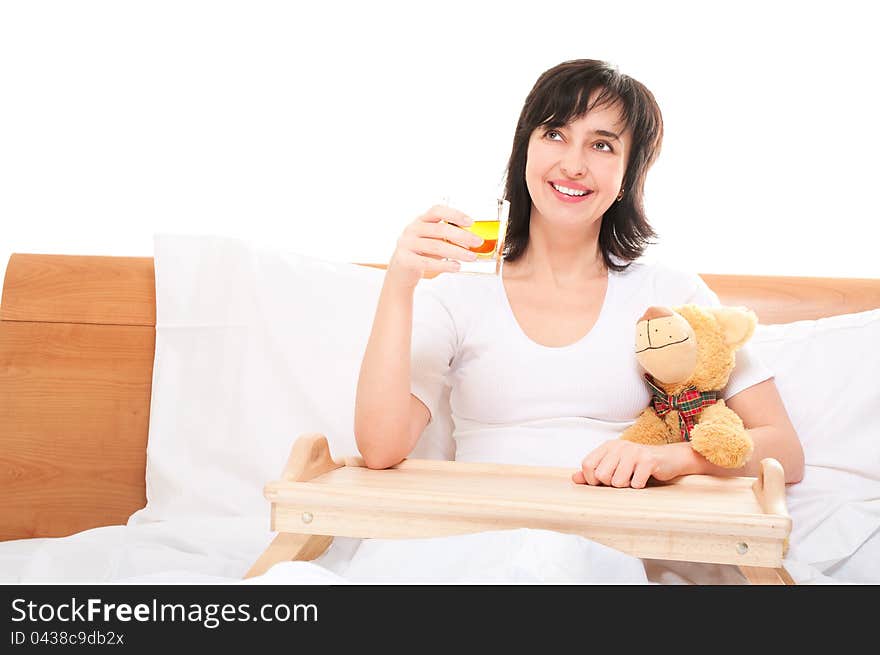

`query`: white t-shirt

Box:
[410,257,774,469]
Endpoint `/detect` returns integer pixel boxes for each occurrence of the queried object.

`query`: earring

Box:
[616,189,624,202]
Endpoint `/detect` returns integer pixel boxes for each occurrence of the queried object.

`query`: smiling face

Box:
[525,90,630,232]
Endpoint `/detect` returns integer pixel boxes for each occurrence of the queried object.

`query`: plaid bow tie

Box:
[644,374,719,442]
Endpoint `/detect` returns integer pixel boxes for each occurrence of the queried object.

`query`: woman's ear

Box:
[710,307,757,350]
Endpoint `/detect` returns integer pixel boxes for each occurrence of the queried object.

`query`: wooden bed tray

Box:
[246,434,794,584]
[2,253,879,583]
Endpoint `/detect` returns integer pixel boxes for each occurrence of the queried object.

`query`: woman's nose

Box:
[560,149,587,178]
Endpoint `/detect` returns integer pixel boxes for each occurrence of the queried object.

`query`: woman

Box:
[355,59,804,489]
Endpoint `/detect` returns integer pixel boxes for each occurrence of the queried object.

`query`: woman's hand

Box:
[385,204,484,290]
[572,440,694,489]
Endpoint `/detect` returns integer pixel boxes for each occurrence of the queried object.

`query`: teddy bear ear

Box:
[709,306,758,349]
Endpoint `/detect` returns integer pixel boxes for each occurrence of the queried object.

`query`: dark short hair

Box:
[502,59,664,272]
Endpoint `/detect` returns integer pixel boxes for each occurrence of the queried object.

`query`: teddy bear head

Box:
[634,304,757,394]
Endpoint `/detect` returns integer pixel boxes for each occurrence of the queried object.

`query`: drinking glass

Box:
[439,195,510,275]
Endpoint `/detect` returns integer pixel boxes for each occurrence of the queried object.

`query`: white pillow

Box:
[129,235,454,523]
[750,309,880,580]
[751,309,880,481]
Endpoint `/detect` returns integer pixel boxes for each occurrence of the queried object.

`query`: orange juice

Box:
[465,220,500,257]
[447,196,509,275]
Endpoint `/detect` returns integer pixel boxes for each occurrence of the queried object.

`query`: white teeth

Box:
[551,183,589,197]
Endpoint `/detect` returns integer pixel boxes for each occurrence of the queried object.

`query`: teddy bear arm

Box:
[620,407,674,445]
[689,399,754,468]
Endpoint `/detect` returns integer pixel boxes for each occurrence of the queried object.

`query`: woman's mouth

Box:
[548,181,594,203]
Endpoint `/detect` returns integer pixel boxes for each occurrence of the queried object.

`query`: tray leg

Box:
[738,565,796,585]
[244,533,334,579]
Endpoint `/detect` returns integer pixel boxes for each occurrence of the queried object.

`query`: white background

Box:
[1,0,877,281]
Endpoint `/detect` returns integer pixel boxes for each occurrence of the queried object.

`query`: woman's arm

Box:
[573,378,805,487]
[355,204,480,469]
[354,274,423,469]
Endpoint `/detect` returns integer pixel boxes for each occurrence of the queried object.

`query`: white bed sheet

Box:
[0,516,855,585]
[0,517,273,584]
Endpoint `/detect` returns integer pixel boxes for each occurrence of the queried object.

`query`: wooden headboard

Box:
[2,253,879,542]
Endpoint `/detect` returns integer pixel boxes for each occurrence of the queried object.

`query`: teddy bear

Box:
[620,304,758,469]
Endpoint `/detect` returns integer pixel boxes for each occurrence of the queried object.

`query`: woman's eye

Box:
[595,141,613,153]
[545,130,562,141]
